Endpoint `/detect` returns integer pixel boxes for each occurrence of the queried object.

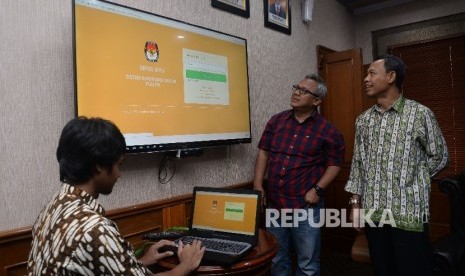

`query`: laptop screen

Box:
[191,188,260,236]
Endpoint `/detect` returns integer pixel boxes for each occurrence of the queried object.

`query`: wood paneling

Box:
[319,47,364,165]
[0,182,252,276]
[0,227,32,276]
[318,46,365,254]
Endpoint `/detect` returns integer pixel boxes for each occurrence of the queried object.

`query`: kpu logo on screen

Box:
[145,41,159,62]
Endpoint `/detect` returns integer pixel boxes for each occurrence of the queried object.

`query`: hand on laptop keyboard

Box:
[174,236,251,255]
[176,239,206,271]
[159,238,205,255]
[155,239,205,274]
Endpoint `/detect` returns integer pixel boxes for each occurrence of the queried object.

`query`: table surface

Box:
[149,228,278,275]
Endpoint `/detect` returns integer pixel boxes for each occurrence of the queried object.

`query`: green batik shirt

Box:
[345,95,449,232]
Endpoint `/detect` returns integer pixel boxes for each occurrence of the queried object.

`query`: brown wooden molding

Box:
[0,226,32,244]
[106,193,193,218]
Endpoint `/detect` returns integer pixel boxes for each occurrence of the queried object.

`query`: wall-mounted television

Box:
[73,0,251,153]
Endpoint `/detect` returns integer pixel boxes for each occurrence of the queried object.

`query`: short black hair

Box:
[56,117,126,184]
[375,54,406,90]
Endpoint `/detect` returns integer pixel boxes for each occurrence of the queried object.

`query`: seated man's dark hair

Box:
[56,117,126,184]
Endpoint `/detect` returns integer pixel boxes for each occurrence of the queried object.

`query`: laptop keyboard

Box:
[174,236,251,255]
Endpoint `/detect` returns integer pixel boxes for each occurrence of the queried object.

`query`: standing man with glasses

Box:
[254,74,345,276]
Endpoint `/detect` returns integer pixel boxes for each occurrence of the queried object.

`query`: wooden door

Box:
[317,46,365,253]
[319,47,364,163]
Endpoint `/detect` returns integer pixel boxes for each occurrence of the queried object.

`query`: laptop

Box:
[166,186,261,266]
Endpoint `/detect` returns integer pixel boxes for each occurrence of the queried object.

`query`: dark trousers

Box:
[365,223,433,276]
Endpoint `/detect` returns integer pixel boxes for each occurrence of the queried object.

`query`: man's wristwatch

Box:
[313,185,324,197]
[349,197,360,205]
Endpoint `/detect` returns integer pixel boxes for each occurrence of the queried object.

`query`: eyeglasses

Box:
[292,85,319,97]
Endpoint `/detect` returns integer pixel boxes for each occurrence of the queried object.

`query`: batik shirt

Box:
[345,96,449,231]
[27,183,153,275]
[259,109,345,209]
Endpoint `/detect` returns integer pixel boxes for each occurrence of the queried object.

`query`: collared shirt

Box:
[259,109,345,209]
[27,183,152,275]
[345,96,449,232]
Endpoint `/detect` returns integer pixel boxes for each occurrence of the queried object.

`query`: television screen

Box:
[73,0,251,153]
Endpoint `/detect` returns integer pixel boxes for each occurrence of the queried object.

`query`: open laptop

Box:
[166,186,261,265]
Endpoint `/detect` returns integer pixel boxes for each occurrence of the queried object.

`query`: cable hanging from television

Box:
[158,154,175,184]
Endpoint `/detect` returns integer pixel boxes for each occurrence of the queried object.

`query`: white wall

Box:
[0,0,354,232]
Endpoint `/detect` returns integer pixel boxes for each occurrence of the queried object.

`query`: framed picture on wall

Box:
[212,0,250,18]
[264,0,291,35]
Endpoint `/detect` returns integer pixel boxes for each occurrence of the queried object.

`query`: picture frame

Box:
[212,0,250,18]
[264,0,291,35]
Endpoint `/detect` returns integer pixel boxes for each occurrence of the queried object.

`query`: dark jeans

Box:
[365,223,433,276]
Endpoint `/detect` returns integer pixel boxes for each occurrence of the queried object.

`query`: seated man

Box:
[27,116,205,275]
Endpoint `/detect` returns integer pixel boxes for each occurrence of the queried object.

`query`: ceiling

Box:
[336,0,417,15]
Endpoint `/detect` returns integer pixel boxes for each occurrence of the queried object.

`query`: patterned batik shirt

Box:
[345,96,449,232]
[259,109,345,209]
[27,183,153,275]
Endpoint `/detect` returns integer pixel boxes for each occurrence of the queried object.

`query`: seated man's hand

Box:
[176,240,206,274]
[139,239,175,266]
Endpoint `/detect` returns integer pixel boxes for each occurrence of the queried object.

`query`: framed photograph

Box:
[264,0,291,35]
[212,0,250,18]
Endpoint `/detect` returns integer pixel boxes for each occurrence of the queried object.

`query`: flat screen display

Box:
[73,0,251,153]
[192,190,259,236]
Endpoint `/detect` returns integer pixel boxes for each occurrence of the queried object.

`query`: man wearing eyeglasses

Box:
[253,74,345,276]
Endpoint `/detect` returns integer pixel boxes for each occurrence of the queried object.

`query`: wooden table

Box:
[149,229,278,275]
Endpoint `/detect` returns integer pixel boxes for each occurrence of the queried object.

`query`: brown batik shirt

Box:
[27,183,153,275]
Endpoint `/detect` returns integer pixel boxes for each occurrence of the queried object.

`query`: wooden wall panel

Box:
[318,46,365,255]
[319,48,364,164]
[0,228,31,276]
